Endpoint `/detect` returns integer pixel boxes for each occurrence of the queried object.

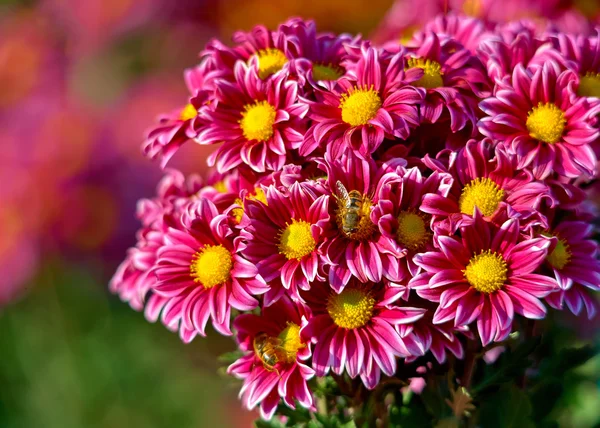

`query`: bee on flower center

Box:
[253,332,281,371]
[334,181,376,240]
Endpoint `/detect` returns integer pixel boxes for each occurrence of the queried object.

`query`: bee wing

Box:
[335,181,351,208]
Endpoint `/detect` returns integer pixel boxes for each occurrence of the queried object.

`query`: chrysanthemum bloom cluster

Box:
[112,15,600,421]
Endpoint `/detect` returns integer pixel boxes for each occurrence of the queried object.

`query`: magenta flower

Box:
[410,212,557,345]
[479,25,566,83]
[421,139,553,232]
[546,30,600,99]
[142,64,217,168]
[244,182,331,304]
[402,309,470,364]
[319,152,407,292]
[543,220,600,319]
[228,296,314,420]
[412,13,488,54]
[300,46,424,159]
[280,18,359,90]
[404,31,491,133]
[372,166,453,278]
[301,281,425,389]
[153,198,269,342]
[195,62,308,173]
[479,62,600,179]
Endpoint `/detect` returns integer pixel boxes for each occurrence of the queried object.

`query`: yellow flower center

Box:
[464,250,508,294]
[327,288,375,329]
[278,220,316,260]
[526,102,566,144]
[340,86,382,126]
[407,57,444,89]
[312,63,343,81]
[545,235,571,270]
[190,244,233,288]
[179,103,197,121]
[459,177,505,217]
[213,180,227,193]
[336,194,377,240]
[240,101,277,142]
[255,48,288,79]
[396,211,430,251]
[577,72,600,98]
[277,322,305,363]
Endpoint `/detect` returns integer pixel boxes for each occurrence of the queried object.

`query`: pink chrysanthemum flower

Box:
[319,152,407,291]
[244,182,330,304]
[403,32,490,133]
[153,198,269,342]
[300,46,424,159]
[543,220,600,319]
[372,166,453,278]
[142,64,216,168]
[195,62,308,173]
[479,25,566,84]
[301,281,426,389]
[546,30,600,99]
[479,62,600,179]
[411,13,488,54]
[281,18,359,90]
[401,308,470,364]
[410,212,557,345]
[421,139,553,232]
[228,296,314,420]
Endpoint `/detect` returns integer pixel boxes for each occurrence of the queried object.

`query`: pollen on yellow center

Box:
[397,211,430,251]
[546,235,572,270]
[255,48,288,79]
[277,322,305,363]
[407,57,444,89]
[312,63,343,81]
[464,250,508,294]
[526,102,566,144]
[190,244,233,288]
[459,177,505,217]
[278,219,316,260]
[340,86,382,127]
[240,101,276,142]
[577,72,600,98]
[327,288,375,329]
[179,103,197,121]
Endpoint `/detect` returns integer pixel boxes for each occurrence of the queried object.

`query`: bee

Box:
[253,332,284,372]
[335,180,367,236]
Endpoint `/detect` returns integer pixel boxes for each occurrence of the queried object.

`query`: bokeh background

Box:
[0,0,598,427]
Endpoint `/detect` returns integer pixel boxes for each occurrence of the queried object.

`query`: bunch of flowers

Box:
[111,14,600,426]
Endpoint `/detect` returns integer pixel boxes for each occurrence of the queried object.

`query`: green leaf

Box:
[478,384,535,428]
[389,396,434,427]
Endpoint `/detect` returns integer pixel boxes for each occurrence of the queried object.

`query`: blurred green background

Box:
[0,0,598,426]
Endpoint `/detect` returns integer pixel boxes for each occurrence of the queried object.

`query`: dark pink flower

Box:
[421,139,553,232]
[228,296,314,420]
[319,152,407,292]
[543,220,600,319]
[300,46,424,159]
[479,62,600,179]
[404,32,491,133]
[372,166,453,278]
[244,181,331,304]
[412,13,488,54]
[301,281,425,389]
[410,212,557,346]
[153,198,269,341]
[195,62,308,173]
